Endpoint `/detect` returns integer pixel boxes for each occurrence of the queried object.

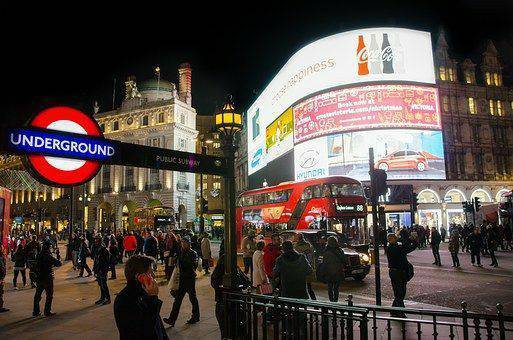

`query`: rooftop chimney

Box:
[178,63,192,105]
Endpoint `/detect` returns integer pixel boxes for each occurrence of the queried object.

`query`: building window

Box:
[442,96,450,112]
[213,182,221,190]
[464,70,474,84]
[493,73,501,86]
[158,112,165,123]
[180,113,186,125]
[497,101,503,116]
[213,142,220,149]
[448,68,455,81]
[485,72,492,86]
[179,138,186,150]
[112,121,119,131]
[141,115,149,126]
[439,66,446,81]
[489,100,495,115]
[468,97,476,114]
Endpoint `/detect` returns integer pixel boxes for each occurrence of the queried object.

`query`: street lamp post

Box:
[78,185,91,234]
[215,96,242,289]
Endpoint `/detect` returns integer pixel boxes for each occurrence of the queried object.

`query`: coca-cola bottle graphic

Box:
[381,33,394,74]
[393,33,405,74]
[357,35,369,75]
[368,33,381,74]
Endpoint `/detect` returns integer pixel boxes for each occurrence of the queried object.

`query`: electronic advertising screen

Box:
[247,27,442,188]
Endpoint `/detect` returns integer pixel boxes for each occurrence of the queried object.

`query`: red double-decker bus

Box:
[236,176,367,248]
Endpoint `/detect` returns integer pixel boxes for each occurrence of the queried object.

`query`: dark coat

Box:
[320,246,346,282]
[448,233,460,253]
[431,230,442,247]
[178,248,198,287]
[35,249,62,281]
[467,233,483,251]
[114,282,169,340]
[93,245,111,277]
[385,240,417,271]
[78,243,91,262]
[273,250,312,299]
[144,236,159,258]
[12,248,27,268]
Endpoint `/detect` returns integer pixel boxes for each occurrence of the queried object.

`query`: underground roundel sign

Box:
[24,106,104,187]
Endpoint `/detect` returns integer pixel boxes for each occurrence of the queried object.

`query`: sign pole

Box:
[369,147,382,305]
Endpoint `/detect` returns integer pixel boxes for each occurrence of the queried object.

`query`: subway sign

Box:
[1,106,228,187]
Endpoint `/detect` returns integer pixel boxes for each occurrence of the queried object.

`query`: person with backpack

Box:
[385,232,417,317]
[273,240,312,299]
[293,233,316,300]
[33,241,62,317]
[319,236,345,302]
[92,236,111,305]
[25,236,40,288]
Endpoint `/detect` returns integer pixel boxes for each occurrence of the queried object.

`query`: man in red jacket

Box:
[263,234,282,283]
[123,232,137,258]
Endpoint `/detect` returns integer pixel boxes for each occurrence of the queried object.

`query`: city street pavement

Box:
[0,242,512,339]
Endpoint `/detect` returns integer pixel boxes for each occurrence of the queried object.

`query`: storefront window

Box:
[471,189,492,203]
[418,189,439,203]
[418,209,441,230]
[444,189,466,203]
[446,209,466,228]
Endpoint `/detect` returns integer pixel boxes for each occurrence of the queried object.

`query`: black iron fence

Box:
[223,290,513,340]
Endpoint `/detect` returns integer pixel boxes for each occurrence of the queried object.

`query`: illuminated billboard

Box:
[248,27,442,186]
[294,84,441,143]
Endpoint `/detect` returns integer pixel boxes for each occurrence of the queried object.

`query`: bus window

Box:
[254,194,265,205]
[242,195,254,206]
[313,185,322,198]
[302,187,313,200]
[322,184,331,197]
[267,189,292,204]
[331,183,364,196]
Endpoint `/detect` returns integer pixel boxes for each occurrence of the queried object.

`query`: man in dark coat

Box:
[163,237,199,326]
[430,227,442,266]
[114,255,168,340]
[77,237,92,277]
[25,236,40,288]
[468,227,483,266]
[135,231,144,255]
[144,231,159,259]
[93,236,111,305]
[273,240,313,299]
[385,233,417,317]
[33,241,62,316]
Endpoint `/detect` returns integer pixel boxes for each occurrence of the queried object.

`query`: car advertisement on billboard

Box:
[294,137,329,181]
[325,129,445,180]
[294,84,441,144]
[247,27,436,176]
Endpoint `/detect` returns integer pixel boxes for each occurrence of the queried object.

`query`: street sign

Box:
[1,106,228,188]
[21,106,105,187]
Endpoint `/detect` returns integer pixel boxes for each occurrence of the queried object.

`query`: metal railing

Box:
[223,290,513,340]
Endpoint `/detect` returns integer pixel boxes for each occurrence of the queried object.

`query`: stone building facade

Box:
[88,63,198,230]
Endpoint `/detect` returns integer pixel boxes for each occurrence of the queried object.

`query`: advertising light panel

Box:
[294,84,441,144]
[248,28,436,175]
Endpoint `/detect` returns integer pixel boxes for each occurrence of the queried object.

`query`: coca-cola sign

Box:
[357,32,405,76]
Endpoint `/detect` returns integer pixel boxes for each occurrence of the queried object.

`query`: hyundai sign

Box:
[247,27,444,187]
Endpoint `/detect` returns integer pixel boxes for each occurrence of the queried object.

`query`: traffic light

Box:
[411,192,418,211]
[462,201,474,213]
[473,197,481,212]
[371,169,388,197]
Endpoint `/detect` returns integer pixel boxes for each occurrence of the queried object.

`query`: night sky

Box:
[1,1,512,125]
